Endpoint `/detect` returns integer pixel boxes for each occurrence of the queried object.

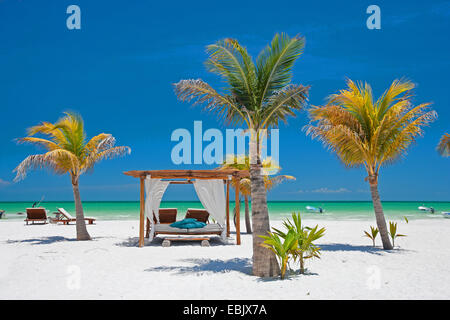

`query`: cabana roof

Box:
[123,169,249,180]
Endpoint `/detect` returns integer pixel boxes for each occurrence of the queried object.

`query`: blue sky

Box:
[0,0,449,201]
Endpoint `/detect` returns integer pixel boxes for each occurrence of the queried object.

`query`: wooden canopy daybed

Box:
[124,169,249,247]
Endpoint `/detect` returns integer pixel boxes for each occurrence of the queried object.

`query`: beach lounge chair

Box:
[185,208,210,223]
[25,208,48,225]
[146,208,177,238]
[155,208,178,224]
[52,208,96,225]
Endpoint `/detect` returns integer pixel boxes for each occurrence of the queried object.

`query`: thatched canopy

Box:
[123,169,249,180]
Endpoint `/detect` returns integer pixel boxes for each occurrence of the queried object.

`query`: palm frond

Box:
[437,133,450,157]
[265,175,296,191]
[173,79,249,126]
[13,149,78,181]
[205,38,257,107]
[83,146,131,173]
[16,137,60,151]
[376,79,415,116]
[85,133,114,152]
[174,34,308,134]
[256,33,305,107]
[27,121,67,146]
[14,112,131,182]
[218,154,294,193]
[54,112,86,157]
[306,79,436,173]
[381,106,437,164]
[261,84,309,128]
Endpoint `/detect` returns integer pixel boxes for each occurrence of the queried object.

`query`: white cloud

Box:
[0,178,11,186]
[311,187,350,193]
[298,187,351,194]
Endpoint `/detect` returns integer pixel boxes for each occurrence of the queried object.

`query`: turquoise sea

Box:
[1,201,449,221]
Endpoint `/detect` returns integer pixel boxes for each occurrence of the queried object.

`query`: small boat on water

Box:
[306,206,324,213]
[442,212,450,218]
[418,206,435,213]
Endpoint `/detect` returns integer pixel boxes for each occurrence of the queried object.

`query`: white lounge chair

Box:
[52,208,96,225]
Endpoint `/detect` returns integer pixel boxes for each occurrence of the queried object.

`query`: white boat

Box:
[418,206,435,213]
[442,212,450,217]
[306,206,324,213]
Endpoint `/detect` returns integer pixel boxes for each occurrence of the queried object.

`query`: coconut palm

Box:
[13,112,131,240]
[305,79,436,250]
[220,154,295,234]
[174,33,309,277]
[437,133,450,157]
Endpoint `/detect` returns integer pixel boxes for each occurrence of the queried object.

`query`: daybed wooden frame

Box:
[124,169,249,247]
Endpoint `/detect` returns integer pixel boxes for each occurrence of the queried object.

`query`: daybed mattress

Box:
[153,223,224,235]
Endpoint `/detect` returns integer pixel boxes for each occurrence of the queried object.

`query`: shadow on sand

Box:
[5,236,76,245]
[116,236,234,248]
[319,243,411,254]
[145,257,252,275]
[256,270,319,282]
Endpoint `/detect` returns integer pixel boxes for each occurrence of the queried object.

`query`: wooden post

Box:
[226,179,230,237]
[234,177,241,245]
[139,176,145,247]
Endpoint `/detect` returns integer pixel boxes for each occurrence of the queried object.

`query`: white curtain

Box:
[144,175,170,224]
[193,179,227,240]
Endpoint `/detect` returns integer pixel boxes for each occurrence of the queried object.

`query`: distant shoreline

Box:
[1,200,449,203]
[1,200,449,222]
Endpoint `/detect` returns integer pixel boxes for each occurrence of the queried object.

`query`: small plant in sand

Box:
[281,213,325,274]
[260,230,297,280]
[262,212,325,277]
[363,226,379,247]
[388,221,406,247]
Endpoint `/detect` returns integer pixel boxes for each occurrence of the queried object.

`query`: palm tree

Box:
[437,133,450,156]
[13,112,131,240]
[220,155,295,234]
[305,79,436,250]
[174,34,309,277]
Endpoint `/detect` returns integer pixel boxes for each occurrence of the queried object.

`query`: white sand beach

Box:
[1,218,449,300]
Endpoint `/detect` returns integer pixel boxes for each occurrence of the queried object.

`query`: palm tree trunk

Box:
[299,255,305,274]
[249,139,280,277]
[71,178,91,241]
[244,195,252,234]
[369,181,392,250]
[280,258,288,280]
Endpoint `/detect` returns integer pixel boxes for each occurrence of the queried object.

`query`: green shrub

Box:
[260,229,298,279]
[260,212,325,277]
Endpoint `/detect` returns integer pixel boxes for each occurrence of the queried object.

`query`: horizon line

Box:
[1,200,449,203]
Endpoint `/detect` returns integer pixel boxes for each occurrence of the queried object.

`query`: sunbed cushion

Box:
[154,223,223,234]
[170,218,206,229]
